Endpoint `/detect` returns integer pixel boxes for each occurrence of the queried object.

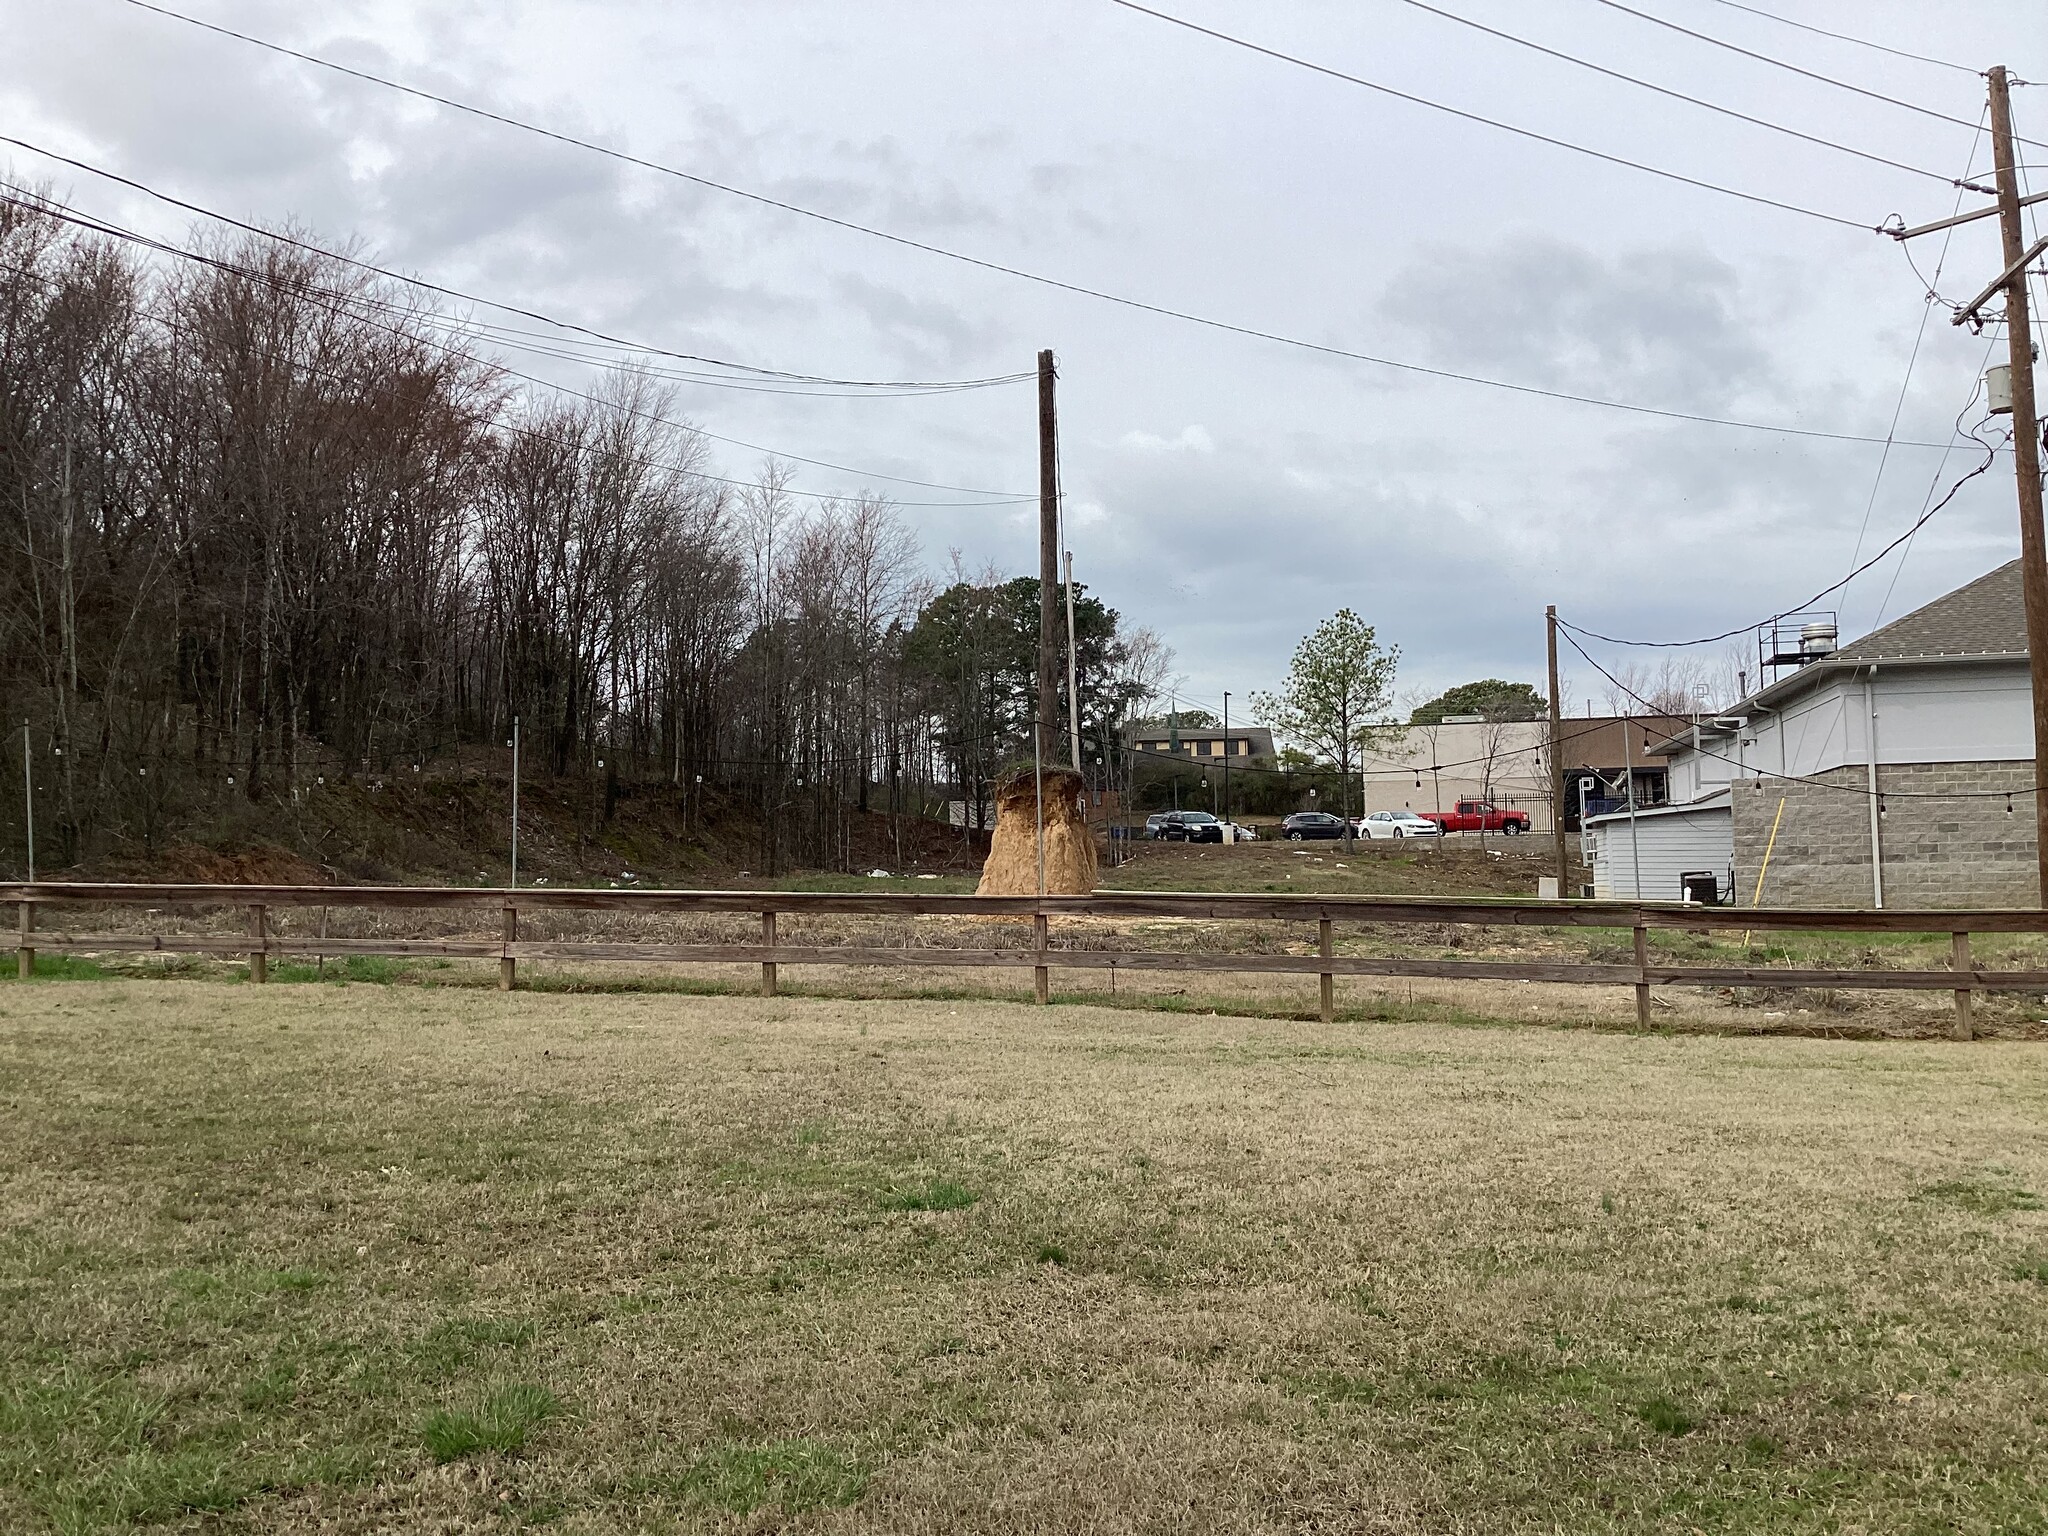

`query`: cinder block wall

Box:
[1732,761,2038,909]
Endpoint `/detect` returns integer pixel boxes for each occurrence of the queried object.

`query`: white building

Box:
[1649,560,2033,908]
[1584,790,1731,902]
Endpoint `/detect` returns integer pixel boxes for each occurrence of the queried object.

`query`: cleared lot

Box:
[3,983,2046,1532]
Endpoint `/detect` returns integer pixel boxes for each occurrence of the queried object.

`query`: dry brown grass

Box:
[4,984,2047,1532]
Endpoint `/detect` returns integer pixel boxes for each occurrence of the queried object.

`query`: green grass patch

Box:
[1636,1396,1697,1436]
[1,952,107,981]
[420,1383,559,1462]
[676,1438,867,1514]
[0,1370,270,1529]
[880,1180,978,1212]
[269,955,418,986]
[1916,1175,2043,1216]
[412,1316,538,1375]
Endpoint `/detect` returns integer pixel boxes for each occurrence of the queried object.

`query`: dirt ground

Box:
[3,985,2046,1532]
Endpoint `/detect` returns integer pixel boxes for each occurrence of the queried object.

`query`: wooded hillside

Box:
[0,194,1166,877]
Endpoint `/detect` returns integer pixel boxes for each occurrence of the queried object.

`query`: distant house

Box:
[1648,559,2035,909]
[1126,725,1276,763]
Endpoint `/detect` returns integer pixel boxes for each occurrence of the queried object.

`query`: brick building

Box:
[1652,560,2035,908]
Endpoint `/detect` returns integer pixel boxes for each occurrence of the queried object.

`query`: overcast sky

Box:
[5,0,2044,718]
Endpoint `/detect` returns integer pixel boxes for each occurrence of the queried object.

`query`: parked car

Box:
[1158,810,1224,843]
[1280,811,1349,841]
[1144,812,1172,840]
[1358,809,1443,840]
[1421,799,1531,836]
[1228,822,1258,842]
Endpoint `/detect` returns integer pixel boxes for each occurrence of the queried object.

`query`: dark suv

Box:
[1280,811,1348,841]
[1158,810,1225,843]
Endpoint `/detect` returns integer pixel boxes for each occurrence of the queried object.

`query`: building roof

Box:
[1584,788,1729,827]
[1649,560,2031,755]
[1830,558,2025,661]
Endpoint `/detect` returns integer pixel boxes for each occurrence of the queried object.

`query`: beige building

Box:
[1360,717,1553,829]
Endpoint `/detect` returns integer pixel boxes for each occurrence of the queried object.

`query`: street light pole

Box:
[509,717,520,889]
[1221,691,1231,836]
[21,722,32,884]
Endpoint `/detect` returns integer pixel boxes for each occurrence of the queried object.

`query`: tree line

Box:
[0,194,1167,873]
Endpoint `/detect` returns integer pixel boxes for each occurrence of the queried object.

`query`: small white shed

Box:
[1585,790,1733,903]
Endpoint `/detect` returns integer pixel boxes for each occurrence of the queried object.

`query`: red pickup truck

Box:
[1422,799,1530,835]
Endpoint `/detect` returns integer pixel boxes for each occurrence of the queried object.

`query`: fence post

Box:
[500,905,517,992]
[247,904,267,984]
[1632,921,1650,1028]
[1319,915,1334,1023]
[1951,930,1973,1041]
[1034,911,1050,1005]
[761,909,778,998]
[15,899,31,980]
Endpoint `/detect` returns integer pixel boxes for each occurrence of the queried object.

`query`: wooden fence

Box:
[5,881,2045,1041]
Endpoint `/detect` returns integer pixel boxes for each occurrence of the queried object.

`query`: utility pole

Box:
[1063,548,1082,772]
[1987,67,2048,907]
[1037,349,1060,768]
[1546,605,1567,894]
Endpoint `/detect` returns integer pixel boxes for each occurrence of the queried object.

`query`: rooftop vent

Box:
[1758,610,1840,680]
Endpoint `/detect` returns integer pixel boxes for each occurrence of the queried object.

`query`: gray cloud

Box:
[2,0,2029,712]
[1378,235,1776,415]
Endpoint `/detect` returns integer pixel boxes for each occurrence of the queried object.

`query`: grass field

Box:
[4,983,2048,1533]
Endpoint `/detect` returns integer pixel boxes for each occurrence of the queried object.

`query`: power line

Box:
[1840,111,1987,591]
[1589,0,2048,152]
[1700,0,1986,78]
[1872,336,2002,627]
[1389,0,1964,186]
[0,163,1039,501]
[0,132,1030,396]
[1558,626,2037,800]
[1108,0,1872,228]
[0,190,1036,511]
[106,0,1978,449]
[1556,429,2000,648]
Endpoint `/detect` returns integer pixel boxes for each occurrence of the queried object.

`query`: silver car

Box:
[1359,809,1442,840]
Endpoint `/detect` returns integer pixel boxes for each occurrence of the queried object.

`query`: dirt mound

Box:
[144,843,333,886]
[977,765,1098,896]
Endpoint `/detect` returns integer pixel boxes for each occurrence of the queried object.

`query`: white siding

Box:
[1684,663,2031,786]
[1589,801,1733,902]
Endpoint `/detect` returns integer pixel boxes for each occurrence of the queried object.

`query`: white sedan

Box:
[1357,810,1443,840]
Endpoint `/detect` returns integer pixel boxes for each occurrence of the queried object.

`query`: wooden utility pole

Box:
[1987,67,2048,907]
[1063,548,1083,771]
[1546,604,1568,894]
[1037,350,1060,765]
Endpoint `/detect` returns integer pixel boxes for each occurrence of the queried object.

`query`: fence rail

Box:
[7,882,2043,1040]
